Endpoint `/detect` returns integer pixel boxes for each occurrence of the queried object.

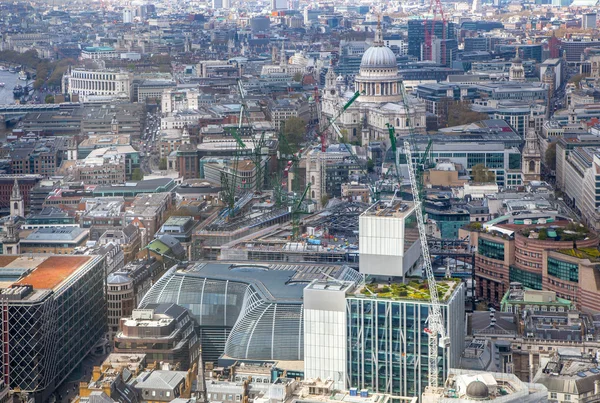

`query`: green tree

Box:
[159,158,167,170]
[367,158,375,173]
[445,100,489,127]
[293,72,303,82]
[471,164,496,183]
[44,95,54,104]
[131,168,144,181]
[321,194,330,207]
[545,142,557,171]
[33,78,44,90]
[282,117,306,149]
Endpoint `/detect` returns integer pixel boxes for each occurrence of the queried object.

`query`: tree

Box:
[367,158,375,173]
[321,194,330,207]
[471,164,496,183]
[282,117,306,148]
[159,158,167,170]
[293,72,303,82]
[569,73,586,88]
[545,142,557,171]
[444,100,489,127]
[131,168,144,181]
[44,95,54,104]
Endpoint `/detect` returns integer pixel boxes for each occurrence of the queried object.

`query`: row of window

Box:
[547,257,579,283]
[478,238,505,261]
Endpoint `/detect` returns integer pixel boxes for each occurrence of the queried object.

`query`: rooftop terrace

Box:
[357,279,460,303]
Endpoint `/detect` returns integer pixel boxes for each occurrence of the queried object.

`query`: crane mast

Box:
[396,78,448,390]
[403,140,448,390]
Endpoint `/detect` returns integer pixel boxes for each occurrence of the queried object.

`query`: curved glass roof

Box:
[139,262,361,361]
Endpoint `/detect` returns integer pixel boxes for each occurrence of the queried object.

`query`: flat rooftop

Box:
[362,200,415,218]
[0,255,93,290]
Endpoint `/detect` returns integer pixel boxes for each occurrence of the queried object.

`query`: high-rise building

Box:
[0,255,107,402]
[407,20,456,61]
[122,8,133,23]
[304,278,465,398]
[212,0,223,9]
[359,201,421,278]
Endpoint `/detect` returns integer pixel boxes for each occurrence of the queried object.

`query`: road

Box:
[139,111,161,175]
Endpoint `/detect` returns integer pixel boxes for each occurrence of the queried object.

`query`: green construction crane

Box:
[291,184,310,241]
[221,128,247,218]
[237,78,266,192]
[317,90,361,152]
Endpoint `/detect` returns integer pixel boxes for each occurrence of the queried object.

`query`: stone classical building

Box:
[320,23,426,144]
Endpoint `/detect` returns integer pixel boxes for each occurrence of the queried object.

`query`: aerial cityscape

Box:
[2,0,600,402]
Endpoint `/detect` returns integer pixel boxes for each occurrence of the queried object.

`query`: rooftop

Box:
[357,279,460,303]
[556,247,600,261]
[23,226,88,242]
[0,255,94,290]
[362,200,415,218]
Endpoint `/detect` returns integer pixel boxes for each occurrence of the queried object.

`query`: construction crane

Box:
[291,184,310,240]
[220,126,247,218]
[404,139,449,390]
[317,90,361,152]
[392,78,446,389]
[237,79,266,192]
[423,0,448,65]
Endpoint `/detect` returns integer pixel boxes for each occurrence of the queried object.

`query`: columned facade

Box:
[64,68,132,101]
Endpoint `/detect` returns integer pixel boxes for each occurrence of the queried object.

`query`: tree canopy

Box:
[131,168,144,181]
[545,142,557,171]
[471,164,496,183]
[444,100,489,127]
[282,117,306,149]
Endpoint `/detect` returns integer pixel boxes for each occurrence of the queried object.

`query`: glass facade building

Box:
[0,255,106,403]
[140,262,362,362]
[345,282,465,398]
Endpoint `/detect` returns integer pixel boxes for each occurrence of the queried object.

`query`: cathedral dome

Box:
[360,45,397,69]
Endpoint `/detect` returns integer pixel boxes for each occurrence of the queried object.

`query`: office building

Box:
[556,146,600,230]
[81,47,118,60]
[399,120,523,188]
[139,262,362,362]
[407,19,456,61]
[20,227,89,254]
[64,68,132,102]
[359,200,421,278]
[0,255,106,402]
[123,9,133,23]
[304,278,465,397]
[114,304,200,370]
[461,217,599,307]
[106,258,163,337]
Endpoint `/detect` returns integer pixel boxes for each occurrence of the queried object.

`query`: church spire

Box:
[10,179,23,218]
[11,179,21,200]
[280,41,287,66]
[374,14,384,47]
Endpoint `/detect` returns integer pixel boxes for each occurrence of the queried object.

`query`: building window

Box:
[550,392,557,399]
[509,266,542,290]
[478,238,505,261]
[547,257,578,283]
